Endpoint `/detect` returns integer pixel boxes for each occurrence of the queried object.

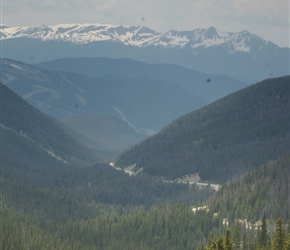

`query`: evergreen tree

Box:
[233,222,241,250]
[206,230,234,250]
[242,232,247,250]
[272,218,286,250]
[259,212,268,247]
[206,237,224,250]
[224,229,234,250]
[284,233,290,250]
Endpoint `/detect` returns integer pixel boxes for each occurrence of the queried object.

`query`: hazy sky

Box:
[1,0,289,47]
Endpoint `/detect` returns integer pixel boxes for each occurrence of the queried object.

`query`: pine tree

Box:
[206,236,224,250]
[242,232,247,250]
[284,233,290,250]
[224,229,234,250]
[233,222,241,250]
[206,230,234,250]
[259,212,268,247]
[272,218,286,250]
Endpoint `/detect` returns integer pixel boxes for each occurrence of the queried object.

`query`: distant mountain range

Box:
[116,76,290,183]
[0,23,276,51]
[1,58,247,158]
[34,57,248,104]
[1,23,289,81]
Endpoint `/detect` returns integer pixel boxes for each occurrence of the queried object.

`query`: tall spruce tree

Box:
[206,237,224,250]
[206,230,234,250]
[259,212,268,247]
[272,218,286,250]
[224,229,234,250]
[233,222,241,250]
[284,233,290,250]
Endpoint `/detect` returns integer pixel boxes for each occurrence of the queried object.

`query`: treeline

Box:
[1,159,213,223]
[2,204,290,250]
[2,152,289,249]
[0,204,223,250]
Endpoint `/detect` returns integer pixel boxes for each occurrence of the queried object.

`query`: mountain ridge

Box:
[1,58,208,129]
[0,83,100,168]
[116,76,290,182]
[34,57,248,104]
[1,57,248,128]
[1,23,281,52]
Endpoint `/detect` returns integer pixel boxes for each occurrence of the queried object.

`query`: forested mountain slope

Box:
[116,76,290,183]
[2,154,289,249]
[208,153,290,222]
[0,83,100,219]
[0,83,99,168]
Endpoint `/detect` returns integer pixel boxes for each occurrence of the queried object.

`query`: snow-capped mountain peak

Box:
[0,23,278,53]
[0,23,159,46]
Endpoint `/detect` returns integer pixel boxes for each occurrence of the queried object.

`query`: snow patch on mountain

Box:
[3,60,25,71]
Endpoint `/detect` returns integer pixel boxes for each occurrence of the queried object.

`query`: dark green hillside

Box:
[1,203,223,250]
[0,83,101,221]
[0,83,99,165]
[116,76,290,182]
[208,153,290,222]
